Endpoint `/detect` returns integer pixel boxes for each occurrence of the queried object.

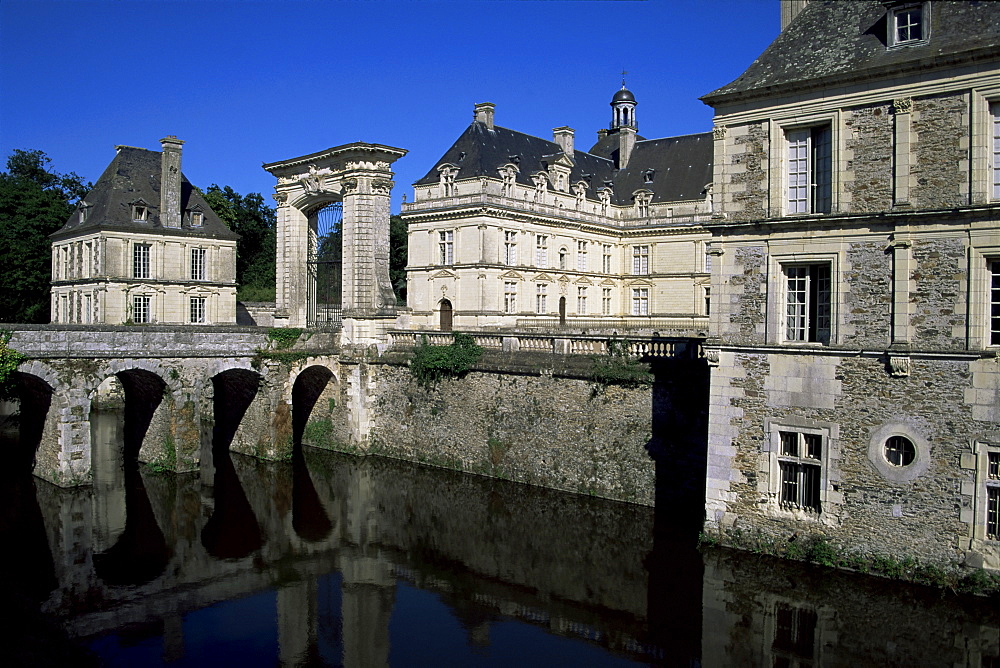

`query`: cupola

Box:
[610,81,637,131]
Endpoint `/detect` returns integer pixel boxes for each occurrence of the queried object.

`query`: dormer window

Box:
[79,203,90,224]
[189,210,204,227]
[890,3,927,47]
[132,203,148,222]
[643,169,655,184]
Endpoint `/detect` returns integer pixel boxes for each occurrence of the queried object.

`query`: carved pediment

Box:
[599,279,617,287]
[574,277,594,285]
[431,269,457,279]
[533,273,553,282]
[557,275,570,283]
[625,278,653,287]
[500,271,523,280]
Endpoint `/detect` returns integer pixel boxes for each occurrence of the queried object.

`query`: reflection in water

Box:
[5,445,998,665]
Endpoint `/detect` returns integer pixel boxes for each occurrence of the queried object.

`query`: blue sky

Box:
[0,0,779,212]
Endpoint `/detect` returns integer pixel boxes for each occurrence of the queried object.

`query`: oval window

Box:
[884,436,915,467]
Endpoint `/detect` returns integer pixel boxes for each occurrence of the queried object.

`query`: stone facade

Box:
[701,1,1000,570]
[50,138,238,325]
[401,94,713,335]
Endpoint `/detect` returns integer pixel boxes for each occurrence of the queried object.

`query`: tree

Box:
[0,150,90,323]
[390,214,408,304]
[203,185,277,302]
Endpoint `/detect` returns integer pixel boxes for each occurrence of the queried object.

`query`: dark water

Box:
[1,412,997,666]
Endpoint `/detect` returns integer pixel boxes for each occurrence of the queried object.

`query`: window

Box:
[987,451,1000,540]
[577,241,587,271]
[133,295,150,324]
[992,102,1000,200]
[191,248,206,281]
[891,4,924,45]
[504,231,518,266]
[133,243,150,279]
[631,288,648,316]
[190,297,206,323]
[190,210,204,227]
[632,245,649,275]
[786,126,831,214]
[439,230,454,265]
[884,436,915,466]
[559,248,567,270]
[784,263,831,344]
[771,603,817,666]
[602,245,613,274]
[535,283,547,313]
[132,204,148,222]
[577,287,587,315]
[59,295,68,324]
[602,288,612,315]
[504,281,517,314]
[535,235,548,267]
[704,287,711,316]
[778,431,822,512]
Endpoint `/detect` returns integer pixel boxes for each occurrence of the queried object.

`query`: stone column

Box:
[274,197,309,327]
[892,98,913,209]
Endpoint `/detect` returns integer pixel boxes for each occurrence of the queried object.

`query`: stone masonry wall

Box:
[910,237,967,349]
[728,122,769,222]
[911,92,969,210]
[842,241,891,348]
[711,351,988,567]
[363,365,658,504]
[727,246,768,346]
[844,102,893,213]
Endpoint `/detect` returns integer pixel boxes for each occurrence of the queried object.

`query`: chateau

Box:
[50,138,239,325]
[400,0,1000,569]
[401,94,714,334]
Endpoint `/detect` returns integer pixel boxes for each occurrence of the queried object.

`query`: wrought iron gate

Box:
[307,203,342,329]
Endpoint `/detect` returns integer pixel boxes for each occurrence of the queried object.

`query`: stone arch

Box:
[211,367,267,455]
[291,364,339,446]
[3,371,56,476]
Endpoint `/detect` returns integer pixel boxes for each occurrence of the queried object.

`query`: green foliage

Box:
[390,214,408,304]
[0,330,25,400]
[0,150,91,323]
[409,332,483,387]
[589,338,653,392]
[303,418,333,445]
[267,327,304,349]
[203,185,276,298]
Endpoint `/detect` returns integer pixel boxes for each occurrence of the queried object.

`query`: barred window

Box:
[778,431,822,512]
[885,436,916,466]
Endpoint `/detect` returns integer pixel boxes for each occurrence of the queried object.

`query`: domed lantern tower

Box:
[611,83,637,131]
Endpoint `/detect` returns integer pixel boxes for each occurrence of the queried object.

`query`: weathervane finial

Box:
[621,69,628,88]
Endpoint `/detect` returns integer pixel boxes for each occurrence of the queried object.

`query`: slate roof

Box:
[52,146,238,241]
[702,0,1000,105]
[416,121,712,205]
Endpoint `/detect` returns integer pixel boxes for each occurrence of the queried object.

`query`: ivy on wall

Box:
[409,333,483,387]
[0,330,24,400]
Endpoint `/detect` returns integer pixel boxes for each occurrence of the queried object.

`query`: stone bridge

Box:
[2,324,361,486]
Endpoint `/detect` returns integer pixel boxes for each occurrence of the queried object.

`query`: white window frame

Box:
[132,203,148,222]
[191,247,206,281]
[785,126,832,215]
[632,245,649,276]
[504,231,518,266]
[535,283,547,314]
[991,259,1000,347]
[190,210,204,227]
[133,243,151,279]
[133,294,151,324]
[768,252,838,346]
[577,241,587,271]
[602,244,613,274]
[970,441,1000,544]
[783,263,832,344]
[438,230,454,265]
[535,235,548,268]
[602,287,612,315]
[631,287,648,316]
[992,101,1000,201]
[889,3,928,48]
[503,281,517,314]
[576,286,587,315]
[190,296,206,324]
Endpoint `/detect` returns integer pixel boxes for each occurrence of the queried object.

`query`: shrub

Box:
[409,332,483,387]
[589,337,653,392]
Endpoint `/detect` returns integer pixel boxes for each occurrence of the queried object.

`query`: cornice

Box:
[707,203,1000,233]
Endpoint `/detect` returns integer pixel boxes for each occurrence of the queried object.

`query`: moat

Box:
[1,411,997,666]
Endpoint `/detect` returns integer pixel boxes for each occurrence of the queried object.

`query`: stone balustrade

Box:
[387,329,703,359]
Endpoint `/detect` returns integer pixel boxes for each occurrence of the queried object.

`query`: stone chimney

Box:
[618,127,636,168]
[159,136,185,228]
[553,127,575,157]
[473,102,495,130]
[780,0,808,31]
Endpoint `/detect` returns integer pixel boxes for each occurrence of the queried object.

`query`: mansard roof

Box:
[417,119,712,205]
[52,146,238,241]
[702,0,1000,106]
